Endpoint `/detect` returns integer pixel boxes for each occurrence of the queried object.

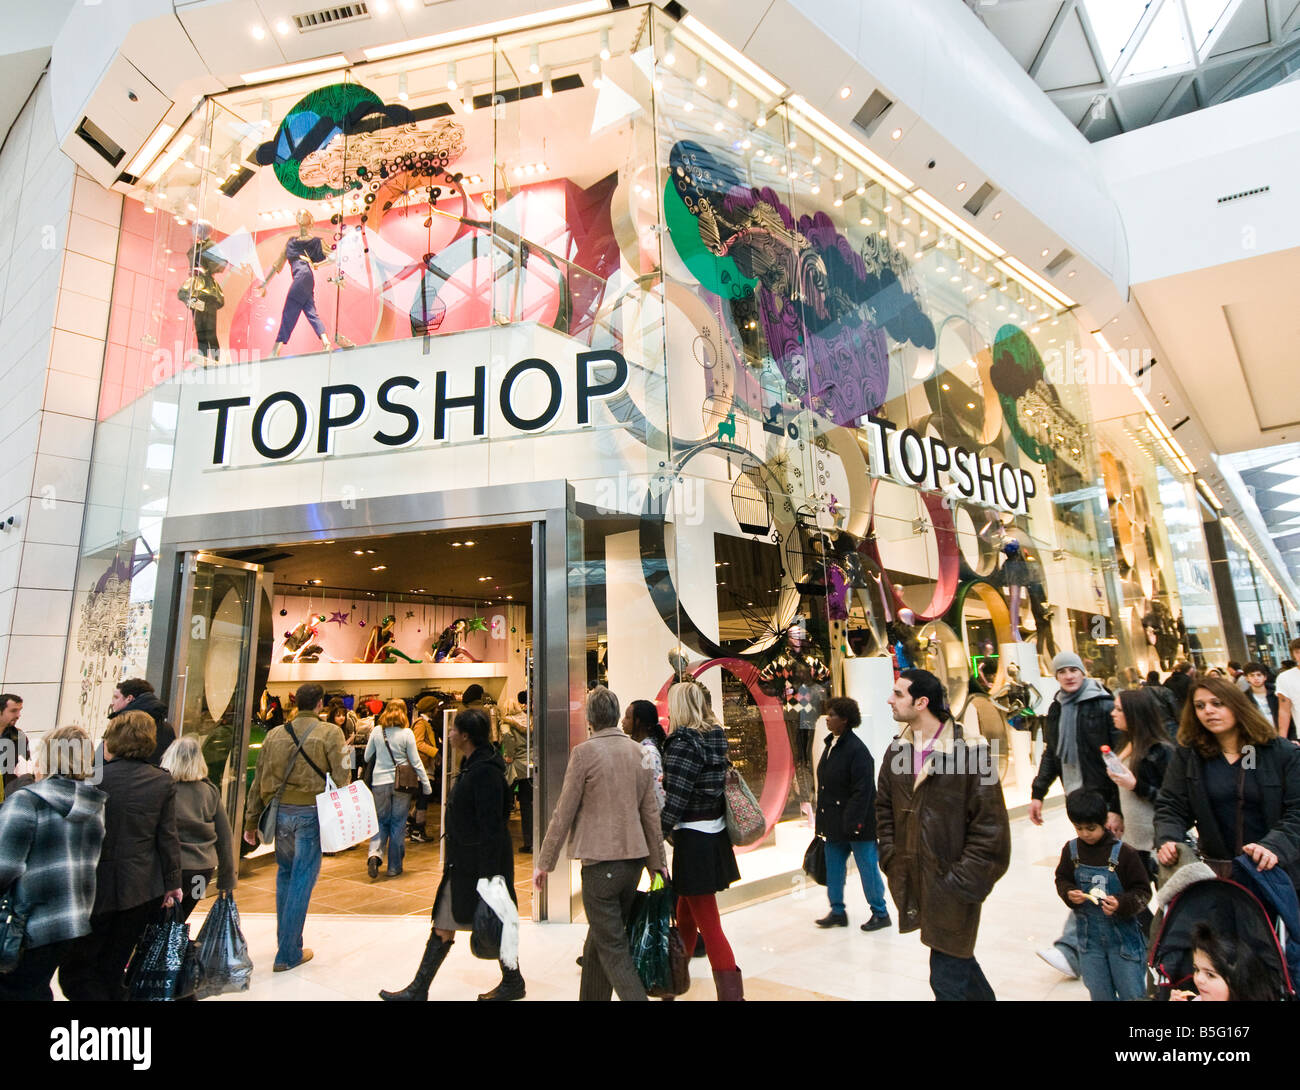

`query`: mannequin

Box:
[990,662,1043,733]
[997,539,1057,658]
[282,613,327,663]
[364,615,422,664]
[181,221,230,360]
[432,618,482,663]
[257,209,353,356]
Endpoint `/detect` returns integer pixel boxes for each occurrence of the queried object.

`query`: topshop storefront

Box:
[59,4,1171,918]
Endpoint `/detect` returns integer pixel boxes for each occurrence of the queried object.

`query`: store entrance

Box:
[199,523,536,919]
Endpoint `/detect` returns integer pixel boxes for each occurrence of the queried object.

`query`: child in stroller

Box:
[1149,855,1297,1000]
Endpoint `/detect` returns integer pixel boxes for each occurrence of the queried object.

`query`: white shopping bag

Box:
[315,774,379,853]
[475,875,520,970]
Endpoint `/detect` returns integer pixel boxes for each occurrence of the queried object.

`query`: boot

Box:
[713,967,745,1001]
[477,961,526,1001]
[379,932,453,1001]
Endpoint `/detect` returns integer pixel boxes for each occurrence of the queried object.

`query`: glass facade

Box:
[61,5,1147,900]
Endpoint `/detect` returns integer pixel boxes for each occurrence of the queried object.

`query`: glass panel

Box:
[1082,0,1155,73]
[1123,0,1193,78]
[175,559,260,818]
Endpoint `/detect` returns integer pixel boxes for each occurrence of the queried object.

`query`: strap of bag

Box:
[273,723,317,798]
[379,727,405,770]
[1234,759,1246,855]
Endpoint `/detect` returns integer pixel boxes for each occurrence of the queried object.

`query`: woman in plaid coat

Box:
[0,726,106,1001]
[661,681,744,1001]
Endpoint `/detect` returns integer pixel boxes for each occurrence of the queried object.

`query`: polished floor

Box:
[192,799,1091,1001]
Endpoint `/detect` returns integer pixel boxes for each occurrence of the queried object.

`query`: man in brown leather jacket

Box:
[876,668,1010,1001]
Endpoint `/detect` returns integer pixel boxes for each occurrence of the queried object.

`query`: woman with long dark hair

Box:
[623,698,666,810]
[379,708,522,1001]
[1155,676,1300,886]
[1104,687,1174,864]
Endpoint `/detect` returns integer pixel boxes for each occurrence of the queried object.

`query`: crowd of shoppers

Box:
[5,637,1300,1004]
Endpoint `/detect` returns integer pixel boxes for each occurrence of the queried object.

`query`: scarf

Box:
[1056,678,1108,793]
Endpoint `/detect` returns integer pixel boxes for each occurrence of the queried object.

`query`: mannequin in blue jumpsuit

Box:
[258,209,351,356]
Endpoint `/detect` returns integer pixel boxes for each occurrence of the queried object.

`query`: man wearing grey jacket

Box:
[534,686,667,1001]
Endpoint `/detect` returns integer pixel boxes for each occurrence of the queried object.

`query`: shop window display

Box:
[63,6,1135,906]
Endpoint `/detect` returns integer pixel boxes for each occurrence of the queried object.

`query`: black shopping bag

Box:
[194,891,254,998]
[126,906,200,1001]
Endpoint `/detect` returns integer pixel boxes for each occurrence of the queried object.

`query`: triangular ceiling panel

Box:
[1164,77,1202,118]
[1199,56,1252,98]
[1116,73,1184,124]
[1034,8,1104,90]
[1122,0,1193,80]
[1208,0,1270,56]
[983,2,1066,70]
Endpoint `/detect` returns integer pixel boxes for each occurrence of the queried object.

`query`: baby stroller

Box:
[1148,854,1298,1000]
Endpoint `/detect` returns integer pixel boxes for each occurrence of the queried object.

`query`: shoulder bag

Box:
[256,723,316,845]
[723,764,766,846]
[380,728,420,793]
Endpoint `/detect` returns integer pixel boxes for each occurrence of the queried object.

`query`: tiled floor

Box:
[196,802,1092,1001]
[235,806,535,918]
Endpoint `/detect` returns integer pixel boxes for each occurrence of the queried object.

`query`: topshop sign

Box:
[863,415,1037,515]
[195,349,629,465]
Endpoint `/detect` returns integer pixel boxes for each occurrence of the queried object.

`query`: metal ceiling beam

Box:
[1173,0,1210,101]
[1150,71,1198,120]
[1029,0,1078,79]
[1111,0,1170,84]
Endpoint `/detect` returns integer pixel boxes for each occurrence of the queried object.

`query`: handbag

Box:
[125,906,201,1001]
[802,835,828,886]
[256,724,314,846]
[470,896,503,960]
[379,728,420,793]
[0,892,28,974]
[723,765,766,846]
[177,272,223,310]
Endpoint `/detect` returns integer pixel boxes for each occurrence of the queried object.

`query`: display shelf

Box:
[268,661,509,684]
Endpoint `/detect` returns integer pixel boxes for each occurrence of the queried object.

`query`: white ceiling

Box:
[1132,244,1300,453]
[967,0,1300,139]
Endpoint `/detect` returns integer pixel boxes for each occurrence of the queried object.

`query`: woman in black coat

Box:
[1155,676,1300,888]
[58,711,182,1001]
[380,708,522,1001]
[814,698,891,933]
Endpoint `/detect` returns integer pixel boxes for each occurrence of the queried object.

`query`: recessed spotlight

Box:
[251,25,266,40]
[463,540,475,546]
[308,579,322,585]
[275,19,291,35]
[600,29,611,61]
[1067,270,1076,277]
[839,85,852,99]
[451,541,462,547]
[890,127,903,140]
[371,565,387,571]
[1041,248,1050,257]
[955,181,967,192]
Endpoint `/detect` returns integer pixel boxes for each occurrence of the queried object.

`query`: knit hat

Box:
[1051,651,1085,675]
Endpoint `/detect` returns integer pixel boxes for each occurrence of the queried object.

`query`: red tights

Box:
[676,894,737,972]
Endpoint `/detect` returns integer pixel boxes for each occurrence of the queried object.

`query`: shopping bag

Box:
[723,765,766,846]
[627,874,685,997]
[470,876,520,968]
[802,836,827,885]
[194,890,254,998]
[125,907,200,1001]
[315,774,379,853]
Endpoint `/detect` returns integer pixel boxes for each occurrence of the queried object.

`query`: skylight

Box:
[1123,0,1193,78]
[1185,0,1237,55]
[1082,0,1152,73]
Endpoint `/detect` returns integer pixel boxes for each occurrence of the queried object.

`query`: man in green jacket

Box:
[243,682,347,972]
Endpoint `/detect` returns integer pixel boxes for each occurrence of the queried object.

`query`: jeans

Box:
[929,949,996,1001]
[1076,911,1147,1001]
[1054,910,1082,975]
[824,839,888,917]
[578,860,649,1002]
[274,804,322,968]
[370,784,411,873]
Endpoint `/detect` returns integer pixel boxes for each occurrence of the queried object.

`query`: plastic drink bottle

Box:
[1100,745,1127,776]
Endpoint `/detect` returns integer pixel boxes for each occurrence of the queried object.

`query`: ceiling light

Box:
[464,540,475,546]
[593,56,603,86]
[542,66,553,97]
[462,84,474,113]
[811,141,822,166]
[890,127,903,140]
[992,210,1003,220]
[839,85,852,99]
[398,0,415,9]
[858,198,870,225]
[855,174,866,196]
[450,542,462,547]
[832,183,843,207]
[663,29,676,67]
[832,157,844,182]
[755,112,766,127]
[1040,248,1050,257]
[240,55,348,84]
[446,62,458,90]
[250,25,266,40]
[529,44,540,74]
[726,80,738,109]
[955,181,967,192]
[398,72,408,101]
[600,29,611,60]
[308,578,322,585]
[125,123,176,177]
[696,57,708,88]
[373,0,389,10]
[371,565,387,571]
[275,19,291,35]
[810,173,821,195]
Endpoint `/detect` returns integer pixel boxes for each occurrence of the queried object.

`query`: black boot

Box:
[477,961,525,1001]
[379,932,453,1001]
